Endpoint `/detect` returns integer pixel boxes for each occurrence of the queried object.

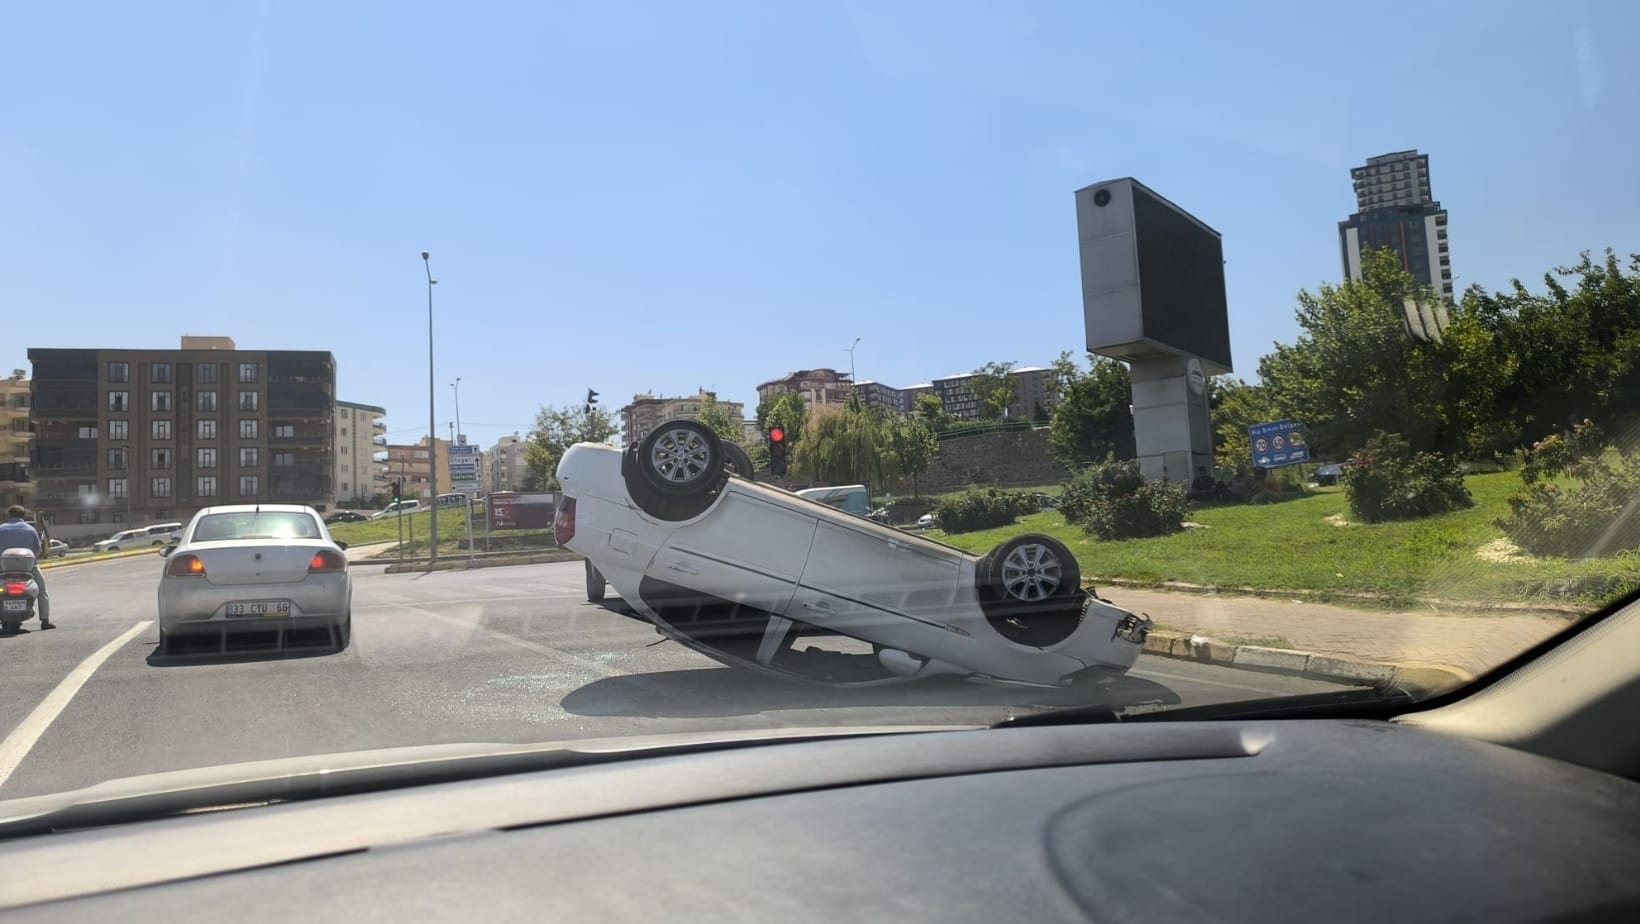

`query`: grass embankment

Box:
[933,472,1638,607]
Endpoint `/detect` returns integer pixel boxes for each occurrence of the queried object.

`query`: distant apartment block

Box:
[853,380,905,414]
[877,366,1057,422]
[385,436,455,500]
[488,433,527,493]
[29,338,336,539]
[335,401,387,506]
[620,391,746,446]
[1339,149,1454,302]
[0,370,33,509]
[755,369,853,408]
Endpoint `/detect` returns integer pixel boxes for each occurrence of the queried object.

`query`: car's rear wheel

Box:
[334,612,352,651]
[1,618,19,634]
[638,421,724,498]
[977,533,1081,612]
[722,441,756,482]
[586,560,607,602]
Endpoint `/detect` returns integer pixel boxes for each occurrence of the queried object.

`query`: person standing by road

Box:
[0,506,53,629]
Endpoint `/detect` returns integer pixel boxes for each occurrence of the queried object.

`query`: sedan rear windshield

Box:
[192,512,322,542]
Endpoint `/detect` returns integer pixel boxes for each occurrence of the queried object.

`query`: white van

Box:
[144,522,185,545]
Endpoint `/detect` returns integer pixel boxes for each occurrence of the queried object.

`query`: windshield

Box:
[2,1,1635,805]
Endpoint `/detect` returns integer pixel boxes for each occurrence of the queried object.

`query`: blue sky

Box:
[3,1,1635,451]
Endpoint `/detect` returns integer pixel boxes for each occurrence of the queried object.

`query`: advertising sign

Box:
[487,492,558,530]
[1249,420,1311,469]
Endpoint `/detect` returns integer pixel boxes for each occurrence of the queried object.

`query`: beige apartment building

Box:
[0,370,34,510]
[335,401,387,506]
[29,338,336,540]
[620,391,745,447]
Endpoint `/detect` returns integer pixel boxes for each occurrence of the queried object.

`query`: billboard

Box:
[1249,420,1311,469]
[487,492,558,530]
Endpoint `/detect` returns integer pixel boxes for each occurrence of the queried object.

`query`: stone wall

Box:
[916,428,1070,494]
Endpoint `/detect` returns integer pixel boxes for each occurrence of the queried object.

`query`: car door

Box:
[650,486,818,616]
[794,515,964,662]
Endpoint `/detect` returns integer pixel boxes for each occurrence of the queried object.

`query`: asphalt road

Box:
[0,556,1356,801]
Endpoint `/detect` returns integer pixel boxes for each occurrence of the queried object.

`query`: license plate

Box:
[2,600,26,614]
[226,601,291,618]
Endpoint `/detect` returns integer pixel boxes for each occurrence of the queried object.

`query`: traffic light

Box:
[586,388,599,405]
[392,480,403,504]
[767,426,787,476]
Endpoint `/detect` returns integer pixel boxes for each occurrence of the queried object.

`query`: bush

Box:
[1498,427,1640,558]
[1342,432,1473,524]
[932,488,1038,534]
[1059,460,1191,540]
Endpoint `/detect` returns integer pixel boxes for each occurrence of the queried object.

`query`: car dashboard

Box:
[2,719,1637,922]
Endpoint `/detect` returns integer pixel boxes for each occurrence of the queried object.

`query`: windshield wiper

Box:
[995,687,1416,729]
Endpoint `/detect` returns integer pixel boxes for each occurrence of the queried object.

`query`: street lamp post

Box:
[845,337,861,396]
[422,251,439,566]
[451,377,463,445]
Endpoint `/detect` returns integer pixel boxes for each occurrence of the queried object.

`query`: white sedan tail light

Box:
[308,550,348,574]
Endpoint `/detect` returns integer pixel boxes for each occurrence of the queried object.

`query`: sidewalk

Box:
[344,541,400,562]
[1097,585,1576,676]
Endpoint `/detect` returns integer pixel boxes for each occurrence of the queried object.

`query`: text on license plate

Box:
[2,600,27,613]
[227,601,292,618]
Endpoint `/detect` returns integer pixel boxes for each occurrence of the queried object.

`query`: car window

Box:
[191,512,323,542]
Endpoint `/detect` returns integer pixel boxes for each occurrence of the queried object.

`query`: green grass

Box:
[933,471,1640,607]
[330,508,480,548]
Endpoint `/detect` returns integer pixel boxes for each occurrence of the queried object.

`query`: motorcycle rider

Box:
[0,506,52,630]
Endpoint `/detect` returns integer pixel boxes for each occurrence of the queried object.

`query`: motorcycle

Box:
[0,547,42,634]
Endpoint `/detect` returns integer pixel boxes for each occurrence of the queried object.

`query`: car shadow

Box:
[145,628,346,667]
[559,666,1180,719]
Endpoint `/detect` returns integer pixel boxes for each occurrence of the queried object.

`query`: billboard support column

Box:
[1130,355,1213,483]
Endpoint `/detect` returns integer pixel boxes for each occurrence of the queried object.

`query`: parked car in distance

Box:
[915,513,938,530]
[144,522,185,545]
[1310,462,1347,487]
[325,511,370,524]
[93,528,150,553]
[369,500,423,520]
[46,539,68,558]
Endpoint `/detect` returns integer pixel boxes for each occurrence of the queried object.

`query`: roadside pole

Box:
[397,507,404,565]
[465,496,476,565]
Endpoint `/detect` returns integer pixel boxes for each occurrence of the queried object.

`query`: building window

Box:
[198,419,218,439]
[198,447,217,468]
[110,511,123,524]
[108,362,129,383]
[341,445,348,455]
[274,424,294,438]
[108,391,129,412]
[415,450,429,460]
[108,478,128,499]
[239,475,259,497]
[198,363,219,384]
[152,362,172,384]
[239,363,259,384]
[152,391,173,412]
[342,482,350,492]
[151,477,173,498]
[108,447,127,469]
[340,427,348,436]
[197,391,218,412]
[239,391,259,411]
[78,425,98,440]
[79,511,99,525]
[109,420,128,440]
[341,409,350,418]
[197,476,217,498]
[152,420,173,440]
[341,464,349,473]
[240,447,259,467]
[239,419,258,439]
[273,451,294,466]
[151,448,172,470]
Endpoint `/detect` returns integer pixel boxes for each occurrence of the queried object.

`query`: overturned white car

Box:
[555,421,1151,688]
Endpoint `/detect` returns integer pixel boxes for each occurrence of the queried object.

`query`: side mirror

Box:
[158,545,175,558]
[334,540,349,551]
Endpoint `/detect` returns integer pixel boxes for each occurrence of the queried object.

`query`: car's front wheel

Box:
[976,534,1081,608]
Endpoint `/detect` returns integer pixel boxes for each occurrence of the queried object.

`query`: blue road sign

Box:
[1249,420,1311,469]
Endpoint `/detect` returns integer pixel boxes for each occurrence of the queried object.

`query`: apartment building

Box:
[28,339,336,539]
[755,368,853,408]
[854,367,1056,422]
[0,371,33,509]
[384,436,451,500]
[488,433,527,493]
[335,401,387,506]
[619,391,746,447]
[1339,149,1455,304]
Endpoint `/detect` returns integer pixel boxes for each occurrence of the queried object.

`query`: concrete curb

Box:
[39,549,158,570]
[1139,629,1474,696]
[384,551,582,574]
[1089,576,1584,620]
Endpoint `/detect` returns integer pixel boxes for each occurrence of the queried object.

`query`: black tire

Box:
[586,560,607,602]
[334,613,352,652]
[156,625,170,653]
[1,618,19,634]
[637,420,724,498]
[977,534,1081,606]
[151,540,163,547]
[721,441,756,482]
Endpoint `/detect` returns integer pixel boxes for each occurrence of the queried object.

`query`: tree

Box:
[913,393,949,432]
[791,396,905,490]
[694,392,743,443]
[1047,352,1135,470]
[524,403,618,490]
[1210,378,1282,471]
[966,361,1018,421]
[889,415,938,496]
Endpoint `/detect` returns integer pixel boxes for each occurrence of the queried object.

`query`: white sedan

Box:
[156,505,352,652]
[555,421,1151,688]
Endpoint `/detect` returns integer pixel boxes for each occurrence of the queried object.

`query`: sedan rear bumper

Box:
[157,573,351,633]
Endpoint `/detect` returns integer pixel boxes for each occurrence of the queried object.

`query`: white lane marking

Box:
[0,620,153,788]
[402,605,622,680]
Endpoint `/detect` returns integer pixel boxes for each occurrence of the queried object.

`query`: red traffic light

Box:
[769,427,785,443]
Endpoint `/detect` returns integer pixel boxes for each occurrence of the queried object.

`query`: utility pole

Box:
[422,251,439,566]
